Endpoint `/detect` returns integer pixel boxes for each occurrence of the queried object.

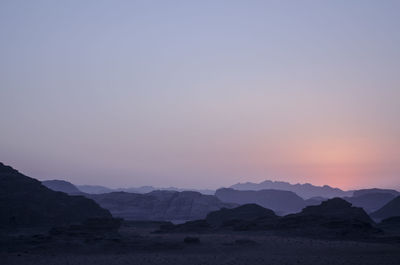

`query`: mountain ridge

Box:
[230,180,352,199]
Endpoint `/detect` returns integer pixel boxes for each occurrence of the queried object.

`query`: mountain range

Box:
[40,177,400,220]
[230,180,352,199]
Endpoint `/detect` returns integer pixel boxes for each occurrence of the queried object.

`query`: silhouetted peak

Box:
[0,162,19,174]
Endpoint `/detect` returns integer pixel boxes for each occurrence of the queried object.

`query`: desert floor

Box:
[1,224,400,265]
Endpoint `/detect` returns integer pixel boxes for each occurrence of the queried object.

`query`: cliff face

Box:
[0,162,111,228]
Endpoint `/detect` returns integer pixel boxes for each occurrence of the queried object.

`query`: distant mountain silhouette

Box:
[230,180,351,199]
[42,180,82,194]
[86,190,235,221]
[76,184,215,195]
[371,196,400,221]
[344,192,396,213]
[77,185,114,194]
[352,188,399,197]
[215,188,306,215]
[0,162,111,229]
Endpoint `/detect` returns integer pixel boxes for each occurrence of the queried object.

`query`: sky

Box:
[1,0,399,190]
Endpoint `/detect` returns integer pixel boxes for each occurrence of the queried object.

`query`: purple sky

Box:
[1,1,399,190]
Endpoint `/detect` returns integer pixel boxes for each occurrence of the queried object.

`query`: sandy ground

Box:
[1,225,400,265]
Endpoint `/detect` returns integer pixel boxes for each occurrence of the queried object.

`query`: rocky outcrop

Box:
[0,162,112,229]
[215,188,306,215]
[87,190,235,221]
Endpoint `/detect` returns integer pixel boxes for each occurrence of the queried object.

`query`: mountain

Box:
[116,186,215,195]
[42,180,82,194]
[77,185,114,194]
[230,180,351,199]
[215,188,306,215]
[371,196,400,221]
[77,184,215,195]
[344,192,396,213]
[0,162,111,229]
[352,188,399,197]
[86,190,234,221]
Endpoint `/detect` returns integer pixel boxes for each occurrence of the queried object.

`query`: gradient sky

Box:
[1,1,399,190]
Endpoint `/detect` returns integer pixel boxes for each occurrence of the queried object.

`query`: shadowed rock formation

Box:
[277,198,379,238]
[0,162,111,229]
[160,198,380,239]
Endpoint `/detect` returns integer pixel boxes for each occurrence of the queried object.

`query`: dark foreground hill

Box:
[371,196,400,221]
[161,198,379,239]
[277,198,378,238]
[0,162,111,229]
[215,188,306,215]
[230,180,351,199]
[86,190,235,221]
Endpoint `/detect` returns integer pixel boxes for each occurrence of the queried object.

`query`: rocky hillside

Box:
[0,162,111,229]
